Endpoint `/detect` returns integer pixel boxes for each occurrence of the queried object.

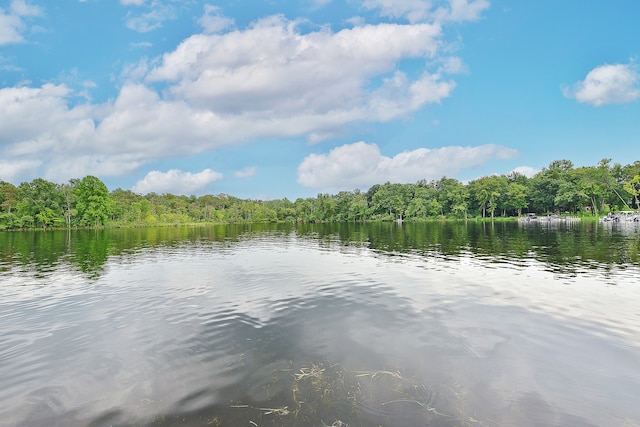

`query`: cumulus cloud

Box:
[132,168,223,195]
[437,56,467,74]
[0,13,24,45]
[563,63,640,106]
[0,159,42,182]
[146,16,452,139]
[0,83,223,182]
[0,84,146,181]
[297,142,518,191]
[198,5,234,34]
[0,0,42,45]
[0,11,474,184]
[510,166,539,178]
[0,84,87,150]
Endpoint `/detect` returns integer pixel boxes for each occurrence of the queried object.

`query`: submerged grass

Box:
[222,361,490,427]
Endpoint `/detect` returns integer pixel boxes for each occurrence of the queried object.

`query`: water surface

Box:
[1,222,639,426]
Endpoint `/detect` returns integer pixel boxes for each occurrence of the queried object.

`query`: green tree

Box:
[369,183,412,220]
[294,198,314,222]
[267,198,296,221]
[406,197,427,219]
[0,181,19,214]
[17,178,64,229]
[435,178,467,218]
[504,182,528,216]
[370,184,393,219]
[73,176,112,226]
[110,188,143,222]
[469,176,506,218]
[624,175,640,209]
[573,166,607,216]
[427,199,443,217]
[334,191,354,222]
[406,185,436,219]
[0,181,20,229]
[554,179,583,213]
[59,182,77,227]
[314,193,337,221]
[348,191,368,222]
[596,158,616,212]
[528,160,574,214]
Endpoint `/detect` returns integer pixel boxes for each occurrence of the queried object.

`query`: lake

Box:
[1,221,639,427]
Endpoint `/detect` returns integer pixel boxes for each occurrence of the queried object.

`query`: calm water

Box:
[1,221,639,427]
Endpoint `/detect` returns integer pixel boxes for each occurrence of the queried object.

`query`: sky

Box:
[1,0,639,200]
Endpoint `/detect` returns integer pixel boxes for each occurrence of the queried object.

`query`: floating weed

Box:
[294,364,325,381]
[231,404,290,416]
[353,370,403,379]
[224,361,488,426]
[291,363,359,425]
[321,420,350,427]
[258,406,290,416]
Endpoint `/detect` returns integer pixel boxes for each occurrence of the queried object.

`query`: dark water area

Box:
[1,221,639,426]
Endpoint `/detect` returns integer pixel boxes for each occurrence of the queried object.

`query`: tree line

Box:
[1,158,639,230]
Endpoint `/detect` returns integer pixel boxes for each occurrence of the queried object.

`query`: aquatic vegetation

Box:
[225,361,487,427]
[291,363,359,424]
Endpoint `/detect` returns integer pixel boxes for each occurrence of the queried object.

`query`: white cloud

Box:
[124,1,176,32]
[0,1,42,45]
[0,12,23,45]
[510,166,539,178]
[346,16,366,27]
[10,0,42,17]
[0,14,474,184]
[0,83,216,182]
[147,16,452,140]
[362,0,489,24]
[0,81,293,183]
[437,56,466,74]
[121,0,146,5]
[120,57,152,82]
[0,84,84,149]
[0,159,42,182]
[297,142,518,191]
[362,0,432,23]
[234,166,257,178]
[442,0,490,22]
[0,61,22,72]
[132,168,223,195]
[563,63,640,106]
[198,5,234,34]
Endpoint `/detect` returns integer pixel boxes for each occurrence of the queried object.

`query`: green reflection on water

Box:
[0,222,638,279]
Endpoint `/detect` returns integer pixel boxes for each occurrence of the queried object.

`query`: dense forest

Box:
[1,159,639,230]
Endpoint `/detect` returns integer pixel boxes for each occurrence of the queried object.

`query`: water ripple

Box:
[1,226,639,426]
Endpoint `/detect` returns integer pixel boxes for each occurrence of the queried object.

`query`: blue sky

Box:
[1,0,639,199]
